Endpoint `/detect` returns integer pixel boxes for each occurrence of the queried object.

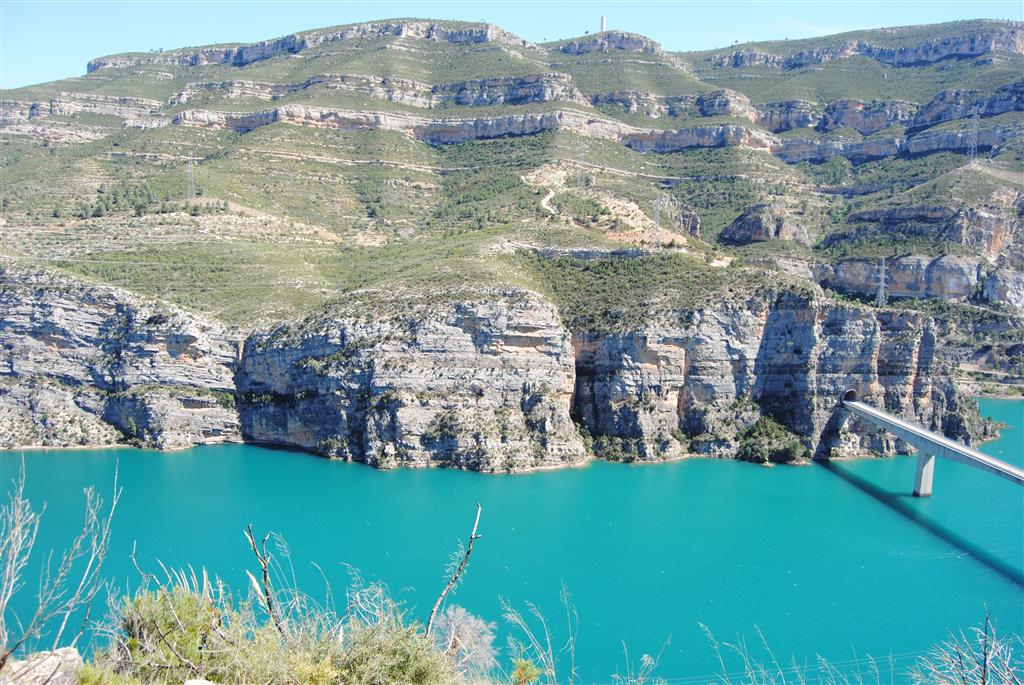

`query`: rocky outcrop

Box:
[836,203,1020,262]
[815,255,983,300]
[170,75,435,108]
[758,100,823,132]
[696,89,758,122]
[171,103,781,151]
[783,24,1024,68]
[622,124,778,153]
[0,266,241,449]
[170,73,587,109]
[236,292,586,471]
[87,21,531,72]
[774,122,1022,163]
[822,99,916,135]
[719,204,814,246]
[167,98,1019,163]
[914,79,1024,127]
[435,73,588,107]
[982,268,1024,309]
[711,49,783,68]
[570,290,979,461]
[557,31,661,55]
[709,24,1023,70]
[591,91,664,117]
[0,265,984,468]
[0,92,161,124]
[0,647,82,685]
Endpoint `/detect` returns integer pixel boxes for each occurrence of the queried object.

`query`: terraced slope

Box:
[1,18,1021,464]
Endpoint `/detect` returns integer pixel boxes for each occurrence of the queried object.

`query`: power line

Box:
[875,256,888,307]
[967,112,979,162]
[652,192,663,249]
[187,146,196,200]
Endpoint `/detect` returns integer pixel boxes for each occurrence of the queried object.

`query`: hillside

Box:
[0,18,1021,465]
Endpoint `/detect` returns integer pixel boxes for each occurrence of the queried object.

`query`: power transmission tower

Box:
[967,112,979,162]
[187,146,195,199]
[653,192,662,248]
[577,141,585,189]
[875,257,888,307]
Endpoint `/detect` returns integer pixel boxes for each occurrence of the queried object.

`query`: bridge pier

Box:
[839,389,1024,497]
[913,452,935,497]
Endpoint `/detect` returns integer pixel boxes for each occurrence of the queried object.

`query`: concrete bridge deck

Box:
[840,393,1024,496]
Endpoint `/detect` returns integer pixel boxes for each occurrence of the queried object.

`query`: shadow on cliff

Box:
[817,460,1024,587]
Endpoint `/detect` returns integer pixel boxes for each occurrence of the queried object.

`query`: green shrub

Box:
[737,416,811,464]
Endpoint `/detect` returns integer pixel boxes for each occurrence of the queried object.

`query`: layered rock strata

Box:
[0,266,240,449]
[833,204,1021,262]
[0,268,984,469]
[719,204,814,246]
[710,24,1024,70]
[168,103,1022,163]
[87,21,531,72]
[571,291,978,462]
[169,73,588,108]
[236,293,587,471]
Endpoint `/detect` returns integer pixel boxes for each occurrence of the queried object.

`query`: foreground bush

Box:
[79,570,462,685]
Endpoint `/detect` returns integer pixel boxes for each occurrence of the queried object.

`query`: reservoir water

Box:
[3,398,1022,682]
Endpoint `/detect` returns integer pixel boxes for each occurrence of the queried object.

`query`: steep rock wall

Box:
[168,102,1021,163]
[0,269,983,470]
[87,21,531,72]
[570,292,978,462]
[0,266,240,449]
[236,293,587,471]
[170,73,587,109]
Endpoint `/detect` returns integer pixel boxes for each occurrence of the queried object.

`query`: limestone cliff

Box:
[571,291,978,463]
[87,21,532,72]
[719,204,815,246]
[0,265,240,449]
[0,267,983,469]
[236,292,586,471]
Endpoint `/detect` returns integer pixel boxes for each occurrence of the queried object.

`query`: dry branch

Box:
[243,524,286,638]
[426,503,482,637]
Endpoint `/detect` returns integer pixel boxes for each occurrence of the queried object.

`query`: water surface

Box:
[3,398,1021,682]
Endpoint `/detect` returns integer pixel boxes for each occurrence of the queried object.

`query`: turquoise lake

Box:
[2,398,1022,682]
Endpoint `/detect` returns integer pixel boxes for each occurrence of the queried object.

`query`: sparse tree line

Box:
[47,183,231,220]
[1,466,1021,685]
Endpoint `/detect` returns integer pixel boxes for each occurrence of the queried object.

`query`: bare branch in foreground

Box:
[0,461,119,670]
[426,502,482,637]
[243,524,287,638]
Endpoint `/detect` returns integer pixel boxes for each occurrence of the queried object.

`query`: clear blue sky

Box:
[1,0,1021,89]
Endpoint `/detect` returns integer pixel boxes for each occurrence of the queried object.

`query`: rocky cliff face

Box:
[570,291,978,462]
[695,89,759,121]
[236,292,586,471]
[787,25,1023,68]
[719,204,814,246]
[822,99,917,135]
[0,93,162,125]
[0,267,983,469]
[835,201,1021,263]
[167,99,1021,163]
[983,268,1024,309]
[709,24,1023,70]
[592,91,665,117]
[87,21,531,72]
[557,31,661,55]
[914,79,1024,127]
[170,73,587,109]
[0,266,240,449]
[816,256,982,300]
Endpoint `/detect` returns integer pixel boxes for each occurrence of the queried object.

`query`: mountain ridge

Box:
[0,16,1021,466]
